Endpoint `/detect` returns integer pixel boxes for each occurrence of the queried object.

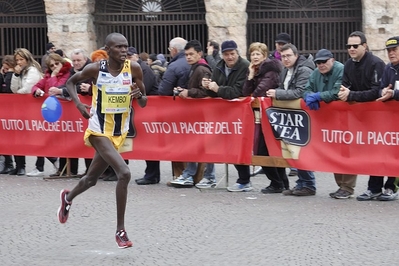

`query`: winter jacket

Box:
[303,60,343,103]
[380,63,399,100]
[149,59,164,85]
[138,59,159,96]
[211,56,250,99]
[0,71,14,93]
[10,66,42,94]
[242,58,282,97]
[205,53,222,70]
[342,51,385,102]
[186,58,212,98]
[158,51,190,96]
[275,54,315,100]
[31,62,72,96]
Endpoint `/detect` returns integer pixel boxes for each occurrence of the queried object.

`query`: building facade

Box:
[0,0,397,62]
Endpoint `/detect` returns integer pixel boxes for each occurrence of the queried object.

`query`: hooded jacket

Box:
[275,54,315,100]
[243,58,282,97]
[186,58,212,98]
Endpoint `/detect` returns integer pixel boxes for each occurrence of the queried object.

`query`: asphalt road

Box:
[0,156,398,266]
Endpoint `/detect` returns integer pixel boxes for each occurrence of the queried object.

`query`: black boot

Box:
[0,165,15,174]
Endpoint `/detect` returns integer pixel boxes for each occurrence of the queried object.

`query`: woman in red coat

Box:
[27,53,72,177]
[31,53,72,97]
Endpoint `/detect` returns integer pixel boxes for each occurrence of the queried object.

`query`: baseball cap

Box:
[385,36,399,49]
[221,40,238,52]
[275,33,291,44]
[127,47,137,55]
[314,49,333,62]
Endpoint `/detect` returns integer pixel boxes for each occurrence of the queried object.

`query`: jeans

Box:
[182,162,215,179]
[295,170,316,191]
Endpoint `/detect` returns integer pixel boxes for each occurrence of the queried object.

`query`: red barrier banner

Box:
[260,97,399,176]
[0,95,254,164]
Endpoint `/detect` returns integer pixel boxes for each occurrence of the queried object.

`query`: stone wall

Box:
[363,1,399,62]
[205,0,248,55]
[44,0,96,58]
[43,0,399,62]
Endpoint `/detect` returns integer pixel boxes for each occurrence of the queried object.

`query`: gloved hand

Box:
[305,92,321,110]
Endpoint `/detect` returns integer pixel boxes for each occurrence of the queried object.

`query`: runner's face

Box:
[107,36,129,63]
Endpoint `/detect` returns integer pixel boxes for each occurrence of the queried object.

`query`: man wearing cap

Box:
[269,33,291,61]
[202,40,253,192]
[41,42,56,72]
[359,36,399,201]
[302,49,358,199]
[337,31,386,201]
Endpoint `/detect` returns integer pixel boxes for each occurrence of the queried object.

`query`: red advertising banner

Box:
[260,97,399,176]
[0,95,254,164]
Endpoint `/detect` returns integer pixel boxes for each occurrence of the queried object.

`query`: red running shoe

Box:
[115,229,133,248]
[57,189,72,223]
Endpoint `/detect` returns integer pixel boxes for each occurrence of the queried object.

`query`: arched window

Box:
[94,0,207,56]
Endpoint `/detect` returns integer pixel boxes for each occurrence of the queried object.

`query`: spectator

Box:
[266,43,316,196]
[205,40,221,70]
[157,54,168,68]
[53,49,93,176]
[242,42,288,194]
[26,53,72,177]
[302,49,352,198]
[147,53,164,84]
[201,40,252,192]
[10,48,43,175]
[169,40,215,188]
[269,33,291,61]
[360,36,399,201]
[139,52,149,63]
[41,42,56,73]
[0,55,17,174]
[158,37,190,96]
[337,31,386,200]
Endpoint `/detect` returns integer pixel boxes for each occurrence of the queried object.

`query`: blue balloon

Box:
[41,96,62,122]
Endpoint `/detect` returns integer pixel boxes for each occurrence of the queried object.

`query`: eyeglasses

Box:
[315,59,328,65]
[345,44,362,49]
[49,62,60,68]
[281,54,294,59]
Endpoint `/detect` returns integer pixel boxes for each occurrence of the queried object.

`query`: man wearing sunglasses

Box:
[337,31,385,200]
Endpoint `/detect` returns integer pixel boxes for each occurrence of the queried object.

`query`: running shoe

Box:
[115,229,133,249]
[57,189,72,223]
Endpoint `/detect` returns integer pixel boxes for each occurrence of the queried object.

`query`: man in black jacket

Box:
[337,31,386,200]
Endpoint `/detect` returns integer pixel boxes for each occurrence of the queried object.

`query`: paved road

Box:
[0,157,398,266]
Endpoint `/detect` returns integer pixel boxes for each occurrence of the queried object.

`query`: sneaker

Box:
[282,187,297,196]
[170,175,194,187]
[261,185,283,194]
[57,189,72,223]
[27,168,44,177]
[333,189,354,199]
[356,190,381,201]
[329,189,340,198]
[195,178,216,189]
[115,229,133,248]
[292,187,316,196]
[227,182,253,192]
[288,168,298,176]
[377,189,398,201]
